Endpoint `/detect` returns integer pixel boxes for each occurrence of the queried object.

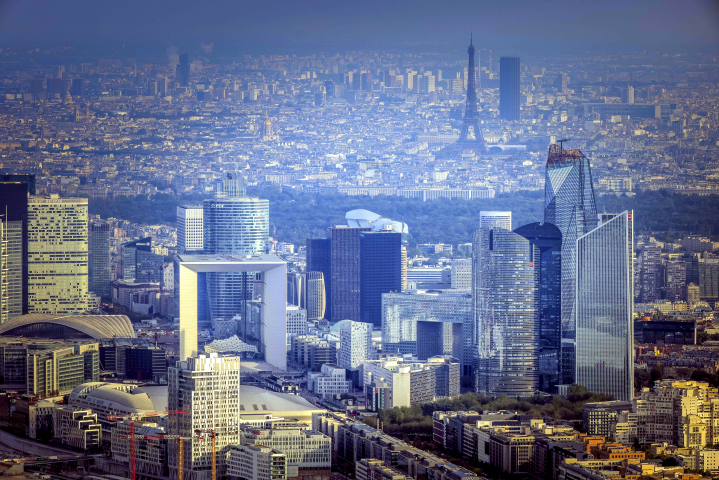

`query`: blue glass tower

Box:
[544,143,598,385]
[306,238,332,320]
[576,211,634,400]
[473,227,540,397]
[359,232,402,327]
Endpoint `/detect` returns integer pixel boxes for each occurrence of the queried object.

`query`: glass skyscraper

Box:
[359,231,402,327]
[89,222,111,298]
[202,173,269,326]
[514,222,562,392]
[576,211,634,401]
[306,238,332,320]
[544,144,598,385]
[472,227,540,397]
[329,226,370,322]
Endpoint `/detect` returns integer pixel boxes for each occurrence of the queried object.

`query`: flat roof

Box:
[177,254,284,264]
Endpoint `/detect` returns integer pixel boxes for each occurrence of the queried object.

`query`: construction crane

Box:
[557,138,571,150]
[121,427,240,480]
[108,409,188,480]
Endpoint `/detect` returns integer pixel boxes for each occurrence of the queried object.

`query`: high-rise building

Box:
[339,320,373,371]
[0,179,30,320]
[89,222,111,299]
[121,238,164,283]
[307,238,332,320]
[382,290,470,370]
[177,53,190,87]
[639,245,662,303]
[479,211,512,230]
[168,354,241,480]
[27,195,88,314]
[543,144,598,385]
[330,226,370,322]
[698,261,719,301]
[359,231,402,327]
[286,304,308,337]
[450,259,472,290]
[202,173,269,322]
[621,86,635,104]
[514,222,562,393]
[665,261,687,302]
[499,57,520,121]
[305,271,326,321]
[576,212,634,401]
[473,227,540,397]
[176,205,203,254]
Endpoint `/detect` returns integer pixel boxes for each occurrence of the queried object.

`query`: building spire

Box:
[470,32,473,46]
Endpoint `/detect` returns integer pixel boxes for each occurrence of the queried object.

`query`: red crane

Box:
[109,410,188,480]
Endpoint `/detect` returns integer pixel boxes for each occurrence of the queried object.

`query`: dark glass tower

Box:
[359,232,402,327]
[330,226,370,321]
[178,53,190,87]
[472,227,540,397]
[307,238,332,320]
[544,144,598,385]
[0,181,30,319]
[89,222,111,298]
[514,222,562,393]
[499,57,520,121]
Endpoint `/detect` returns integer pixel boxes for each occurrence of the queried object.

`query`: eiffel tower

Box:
[445,35,489,156]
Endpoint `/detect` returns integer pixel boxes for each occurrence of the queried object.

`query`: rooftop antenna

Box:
[557,138,571,150]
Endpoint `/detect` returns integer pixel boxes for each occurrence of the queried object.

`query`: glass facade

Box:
[202,195,269,323]
[306,238,332,320]
[329,226,369,322]
[89,222,111,298]
[359,232,402,327]
[576,211,634,401]
[473,227,540,397]
[382,290,471,367]
[543,144,598,384]
[514,222,562,392]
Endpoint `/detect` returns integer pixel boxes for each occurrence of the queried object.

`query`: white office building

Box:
[176,205,204,253]
[450,259,472,290]
[339,320,373,370]
[168,354,242,480]
[227,444,286,480]
[240,426,331,477]
[287,304,308,338]
[479,211,512,230]
[308,364,350,398]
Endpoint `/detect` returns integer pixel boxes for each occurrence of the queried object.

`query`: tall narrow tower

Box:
[452,35,489,155]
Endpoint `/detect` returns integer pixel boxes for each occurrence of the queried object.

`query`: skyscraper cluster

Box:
[469,143,634,400]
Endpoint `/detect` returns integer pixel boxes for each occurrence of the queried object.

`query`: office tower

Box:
[639,245,662,303]
[401,246,407,291]
[0,180,30,320]
[286,304,308,337]
[665,261,687,302]
[121,238,164,283]
[472,227,540,397]
[499,57,520,120]
[452,35,489,155]
[687,283,700,304]
[27,195,88,314]
[70,78,85,97]
[450,259,472,290]
[339,320,373,371]
[382,290,470,369]
[559,73,568,94]
[622,86,635,104]
[89,222,111,299]
[359,232,402,327]
[168,354,241,480]
[158,76,169,96]
[514,222,562,393]
[699,261,719,301]
[203,173,269,322]
[177,53,190,86]
[479,211,512,230]
[287,272,305,307]
[305,271,326,320]
[330,226,370,322]
[176,205,203,254]
[307,238,332,320]
[575,212,634,401]
[543,143,598,385]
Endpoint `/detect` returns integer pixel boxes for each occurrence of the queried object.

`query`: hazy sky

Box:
[0,0,717,56]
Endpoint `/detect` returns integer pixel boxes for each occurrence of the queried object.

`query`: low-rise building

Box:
[52,406,101,451]
[308,364,350,398]
[357,458,413,480]
[227,444,287,480]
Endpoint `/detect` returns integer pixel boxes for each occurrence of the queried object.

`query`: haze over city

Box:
[0,2,717,480]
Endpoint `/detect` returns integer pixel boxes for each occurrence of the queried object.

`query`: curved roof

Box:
[329,320,354,334]
[69,382,155,411]
[239,386,319,413]
[0,314,135,339]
